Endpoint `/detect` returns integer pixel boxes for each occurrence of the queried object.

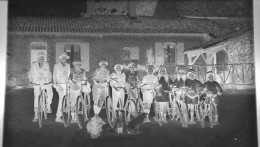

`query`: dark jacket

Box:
[203,81,223,94]
[154,77,173,102]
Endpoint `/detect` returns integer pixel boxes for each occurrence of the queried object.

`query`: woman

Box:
[140,65,158,122]
[154,67,173,124]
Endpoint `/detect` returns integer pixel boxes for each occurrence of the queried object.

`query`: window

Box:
[56,43,90,71]
[30,42,47,63]
[64,44,81,67]
[121,47,139,61]
[163,43,176,63]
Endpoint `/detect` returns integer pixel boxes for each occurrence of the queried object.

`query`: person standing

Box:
[140,65,158,122]
[28,52,53,122]
[110,64,126,115]
[92,61,110,116]
[154,67,173,124]
[53,52,70,123]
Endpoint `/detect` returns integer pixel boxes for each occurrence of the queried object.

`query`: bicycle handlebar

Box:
[32,82,52,86]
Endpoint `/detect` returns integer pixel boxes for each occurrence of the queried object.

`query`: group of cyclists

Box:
[28,51,223,129]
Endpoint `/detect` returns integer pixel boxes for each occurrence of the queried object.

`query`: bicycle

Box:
[200,90,219,128]
[60,80,73,127]
[32,82,52,128]
[75,80,91,129]
[166,87,187,127]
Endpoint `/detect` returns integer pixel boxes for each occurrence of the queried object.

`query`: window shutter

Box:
[80,43,90,72]
[155,42,164,65]
[56,43,65,63]
[176,42,184,65]
[130,47,139,60]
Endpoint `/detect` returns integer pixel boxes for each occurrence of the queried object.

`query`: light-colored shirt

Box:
[53,62,70,84]
[141,74,158,89]
[28,61,52,84]
[93,68,110,83]
[110,72,126,88]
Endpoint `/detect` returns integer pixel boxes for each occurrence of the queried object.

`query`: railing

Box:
[164,63,255,89]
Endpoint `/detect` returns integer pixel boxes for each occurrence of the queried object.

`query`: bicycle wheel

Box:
[106,96,115,128]
[175,101,185,127]
[62,95,71,127]
[209,103,215,128]
[198,102,205,128]
[136,98,144,115]
[85,93,91,117]
[76,95,87,129]
[38,93,44,128]
[43,92,48,120]
[124,99,137,125]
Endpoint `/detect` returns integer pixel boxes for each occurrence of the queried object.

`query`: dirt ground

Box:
[3,88,258,147]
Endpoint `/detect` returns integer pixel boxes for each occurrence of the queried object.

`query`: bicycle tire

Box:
[76,95,87,129]
[38,93,43,128]
[136,98,144,115]
[124,99,137,125]
[209,103,215,128]
[106,96,115,128]
[62,95,71,128]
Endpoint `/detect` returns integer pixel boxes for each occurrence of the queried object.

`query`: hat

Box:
[58,52,69,60]
[187,69,195,75]
[114,64,123,71]
[146,65,155,73]
[159,67,167,72]
[38,52,45,59]
[128,62,135,68]
[206,71,215,80]
[99,61,108,66]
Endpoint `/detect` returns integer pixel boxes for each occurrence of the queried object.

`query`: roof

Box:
[8,15,233,37]
[176,1,253,18]
[184,30,252,52]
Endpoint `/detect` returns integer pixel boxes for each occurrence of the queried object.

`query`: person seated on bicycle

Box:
[53,52,71,123]
[92,61,110,116]
[185,69,204,124]
[203,71,223,125]
[172,68,189,124]
[28,52,53,122]
[68,59,90,123]
[140,65,158,123]
[154,67,173,124]
[110,64,126,116]
[125,62,141,100]
[173,68,187,101]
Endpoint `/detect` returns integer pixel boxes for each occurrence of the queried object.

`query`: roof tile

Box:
[8,15,233,36]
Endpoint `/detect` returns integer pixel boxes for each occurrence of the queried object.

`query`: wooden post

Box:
[242,63,244,86]
[232,64,235,93]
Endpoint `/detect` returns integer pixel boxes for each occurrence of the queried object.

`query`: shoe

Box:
[71,117,77,124]
[144,118,151,123]
[32,116,38,122]
[162,118,167,123]
[214,120,219,125]
[47,107,52,113]
[153,116,158,122]
[55,117,63,123]
[158,121,163,126]
[189,120,196,124]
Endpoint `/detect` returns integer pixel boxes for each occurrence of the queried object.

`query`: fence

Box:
[164,63,255,90]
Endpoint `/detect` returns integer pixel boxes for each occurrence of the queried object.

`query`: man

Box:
[125,62,140,99]
[69,59,90,123]
[140,65,158,122]
[185,69,203,124]
[92,61,110,116]
[28,52,53,122]
[203,71,223,125]
[53,52,70,123]
[110,64,126,115]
